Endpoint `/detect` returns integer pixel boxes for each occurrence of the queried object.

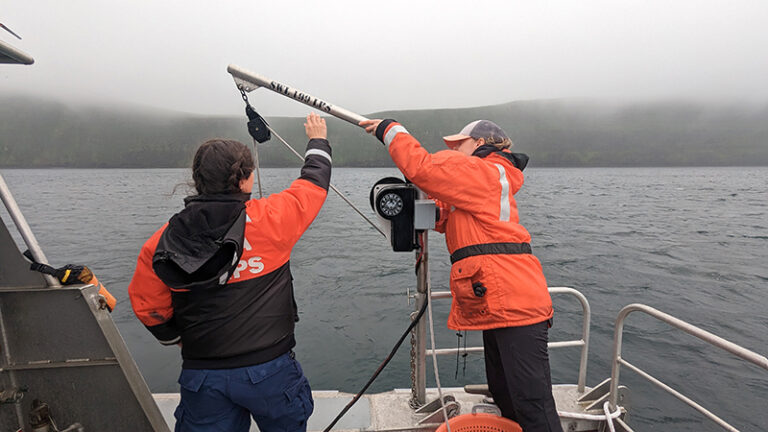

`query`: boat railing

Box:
[609,303,768,432]
[0,173,58,287]
[412,286,591,404]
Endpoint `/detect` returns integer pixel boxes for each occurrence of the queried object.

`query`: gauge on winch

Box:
[377,192,405,218]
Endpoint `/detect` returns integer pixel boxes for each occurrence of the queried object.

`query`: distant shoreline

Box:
[3,96,767,168]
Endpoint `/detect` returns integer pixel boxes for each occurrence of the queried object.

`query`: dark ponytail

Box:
[191,139,255,195]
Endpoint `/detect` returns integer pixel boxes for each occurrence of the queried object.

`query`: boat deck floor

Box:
[154,384,608,431]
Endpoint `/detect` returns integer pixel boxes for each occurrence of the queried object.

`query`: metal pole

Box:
[227,64,370,126]
[410,215,429,407]
[0,38,34,65]
[0,173,58,287]
[410,234,427,407]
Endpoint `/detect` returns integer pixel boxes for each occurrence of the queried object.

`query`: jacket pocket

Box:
[450,259,489,319]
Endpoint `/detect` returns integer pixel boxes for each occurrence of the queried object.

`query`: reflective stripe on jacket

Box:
[128,139,331,368]
[376,120,553,330]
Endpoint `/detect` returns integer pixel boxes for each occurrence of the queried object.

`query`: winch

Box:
[369,177,437,252]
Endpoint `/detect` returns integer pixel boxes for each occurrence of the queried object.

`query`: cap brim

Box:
[442,134,470,147]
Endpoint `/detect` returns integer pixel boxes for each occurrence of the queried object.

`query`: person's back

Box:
[129,113,331,432]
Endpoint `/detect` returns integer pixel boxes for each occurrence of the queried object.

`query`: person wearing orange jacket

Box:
[129,113,331,432]
[362,118,563,432]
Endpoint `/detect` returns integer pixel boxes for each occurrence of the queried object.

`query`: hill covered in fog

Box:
[1,95,767,168]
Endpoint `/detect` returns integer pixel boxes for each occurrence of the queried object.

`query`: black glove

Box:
[24,251,116,312]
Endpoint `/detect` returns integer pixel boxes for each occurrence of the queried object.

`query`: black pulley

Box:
[245,104,271,143]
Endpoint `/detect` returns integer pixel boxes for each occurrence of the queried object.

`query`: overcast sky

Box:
[2,0,767,116]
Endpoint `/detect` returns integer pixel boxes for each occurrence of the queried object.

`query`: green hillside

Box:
[1,95,767,167]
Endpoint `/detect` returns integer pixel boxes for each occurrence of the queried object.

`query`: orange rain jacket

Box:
[374,120,553,331]
[128,138,331,369]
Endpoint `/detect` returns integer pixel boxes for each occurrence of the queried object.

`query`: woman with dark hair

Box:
[129,113,331,432]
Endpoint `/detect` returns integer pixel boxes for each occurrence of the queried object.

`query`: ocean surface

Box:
[1,166,767,431]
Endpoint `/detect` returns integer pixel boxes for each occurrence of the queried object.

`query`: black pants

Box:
[483,321,563,432]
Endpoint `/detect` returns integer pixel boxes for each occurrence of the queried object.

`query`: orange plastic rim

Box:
[435,412,523,432]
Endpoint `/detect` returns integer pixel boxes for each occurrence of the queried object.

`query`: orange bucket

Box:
[435,412,523,432]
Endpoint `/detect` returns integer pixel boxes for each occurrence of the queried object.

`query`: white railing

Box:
[609,304,768,432]
[414,286,591,395]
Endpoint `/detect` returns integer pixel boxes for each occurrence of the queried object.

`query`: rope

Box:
[249,138,264,198]
[426,240,452,432]
[603,401,617,432]
[264,124,386,237]
[557,401,621,426]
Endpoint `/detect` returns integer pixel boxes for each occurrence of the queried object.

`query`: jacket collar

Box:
[183,192,251,206]
[472,145,530,171]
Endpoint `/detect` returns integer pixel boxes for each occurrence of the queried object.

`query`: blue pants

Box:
[174,352,314,432]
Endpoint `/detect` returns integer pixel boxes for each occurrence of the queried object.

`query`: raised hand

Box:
[305,112,327,140]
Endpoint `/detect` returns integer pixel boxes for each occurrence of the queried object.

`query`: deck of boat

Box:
[154,384,611,431]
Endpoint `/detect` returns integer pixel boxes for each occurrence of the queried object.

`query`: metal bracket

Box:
[584,385,629,412]
[233,77,261,93]
[414,394,455,414]
[577,377,611,403]
[0,386,26,404]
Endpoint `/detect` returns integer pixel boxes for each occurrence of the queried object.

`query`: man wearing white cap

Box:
[362,118,562,432]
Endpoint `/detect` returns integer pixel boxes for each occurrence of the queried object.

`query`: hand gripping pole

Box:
[227,64,369,126]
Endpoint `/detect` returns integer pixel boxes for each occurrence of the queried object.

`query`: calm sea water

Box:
[1,167,767,431]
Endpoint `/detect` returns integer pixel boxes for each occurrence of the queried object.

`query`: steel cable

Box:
[264,124,386,237]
